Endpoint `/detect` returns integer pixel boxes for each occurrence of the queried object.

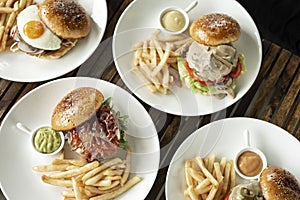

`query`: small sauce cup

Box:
[234,130,267,180]
[158,1,198,35]
[16,123,65,156]
[159,7,190,34]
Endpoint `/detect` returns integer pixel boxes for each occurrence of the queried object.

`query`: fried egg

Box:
[17,5,61,50]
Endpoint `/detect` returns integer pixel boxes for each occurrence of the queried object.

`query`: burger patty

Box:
[67,105,120,161]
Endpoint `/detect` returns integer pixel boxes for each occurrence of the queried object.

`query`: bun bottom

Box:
[34,39,78,59]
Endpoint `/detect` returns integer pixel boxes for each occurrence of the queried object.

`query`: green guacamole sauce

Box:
[33,127,61,154]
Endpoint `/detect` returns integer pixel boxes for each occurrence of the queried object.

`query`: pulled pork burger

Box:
[51,87,128,161]
[178,13,246,99]
[11,0,91,59]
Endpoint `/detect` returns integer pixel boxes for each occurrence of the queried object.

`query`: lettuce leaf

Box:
[177,55,246,95]
[102,97,128,150]
[177,57,210,94]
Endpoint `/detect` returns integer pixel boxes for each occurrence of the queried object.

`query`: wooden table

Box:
[0,0,299,199]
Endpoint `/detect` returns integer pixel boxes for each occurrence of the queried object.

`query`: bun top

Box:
[38,0,91,39]
[260,166,300,200]
[51,87,104,131]
[189,13,240,46]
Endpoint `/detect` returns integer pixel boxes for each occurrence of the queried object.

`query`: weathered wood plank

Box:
[273,66,299,129]
[0,82,24,123]
[246,46,289,118]
[261,51,295,122]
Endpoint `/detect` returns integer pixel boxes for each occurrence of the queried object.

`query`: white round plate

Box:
[0,0,107,82]
[0,77,160,200]
[165,117,300,199]
[113,0,262,116]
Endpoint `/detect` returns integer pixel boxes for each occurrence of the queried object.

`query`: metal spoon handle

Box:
[184,0,198,13]
[16,122,32,135]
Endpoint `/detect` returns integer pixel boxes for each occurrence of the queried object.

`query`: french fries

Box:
[184,153,236,200]
[0,0,34,51]
[33,149,141,200]
[132,29,193,94]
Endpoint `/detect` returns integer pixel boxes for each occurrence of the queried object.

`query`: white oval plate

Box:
[0,77,160,200]
[165,117,300,199]
[113,0,262,116]
[0,0,107,82]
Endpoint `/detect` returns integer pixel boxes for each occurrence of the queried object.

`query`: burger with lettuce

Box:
[178,13,246,99]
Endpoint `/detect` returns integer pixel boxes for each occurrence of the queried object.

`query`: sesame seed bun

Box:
[260,166,300,200]
[38,0,91,39]
[51,87,104,131]
[189,13,240,46]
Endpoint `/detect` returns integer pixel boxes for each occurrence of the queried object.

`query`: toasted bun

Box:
[35,39,77,59]
[51,87,104,131]
[38,0,91,39]
[189,13,240,46]
[260,166,300,200]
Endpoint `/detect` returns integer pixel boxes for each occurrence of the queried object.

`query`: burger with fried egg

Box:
[11,0,91,59]
[178,13,246,99]
[51,87,128,161]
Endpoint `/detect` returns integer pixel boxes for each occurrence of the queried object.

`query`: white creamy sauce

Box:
[186,41,238,81]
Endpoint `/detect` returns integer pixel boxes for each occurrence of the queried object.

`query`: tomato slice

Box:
[184,61,213,86]
[229,60,242,79]
[184,60,242,86]
[224,193,230,200]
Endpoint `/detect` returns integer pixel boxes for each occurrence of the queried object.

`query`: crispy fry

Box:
[206,186,218,200]
[35,149,140,199]
[220,157,227,174]
[188,167,205,182]
[85,171,105,186]
[187,185,199,200]
[221,162,231,197]
[98,180,120,190]
[89,176,142,200]
[18,0,26,10]
[207,153,216,173]
[72,177,82,200]
[41,175,73,187]
[195,156,219,187]
[132,29,188,94]
[32,164,72,172]
[185,160,194,187]
[90,179,112,187]
[194,178,211,194]
[82,157,122,183]
[230,160,236,190]
[52,158,88,166]
[0,0,34,52]
[184,154,236,200]
[103,169,123,176]
[48,161,99,179]
[0,6,13,13]
[213,162,224,182]
[131,67,157,92]
[151,42,171,76]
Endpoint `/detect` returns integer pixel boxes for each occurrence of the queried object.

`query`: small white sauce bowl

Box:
[234,130,267,180]
[16,123,65,156]
[158,7,190,35]
[234,147,267,180]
